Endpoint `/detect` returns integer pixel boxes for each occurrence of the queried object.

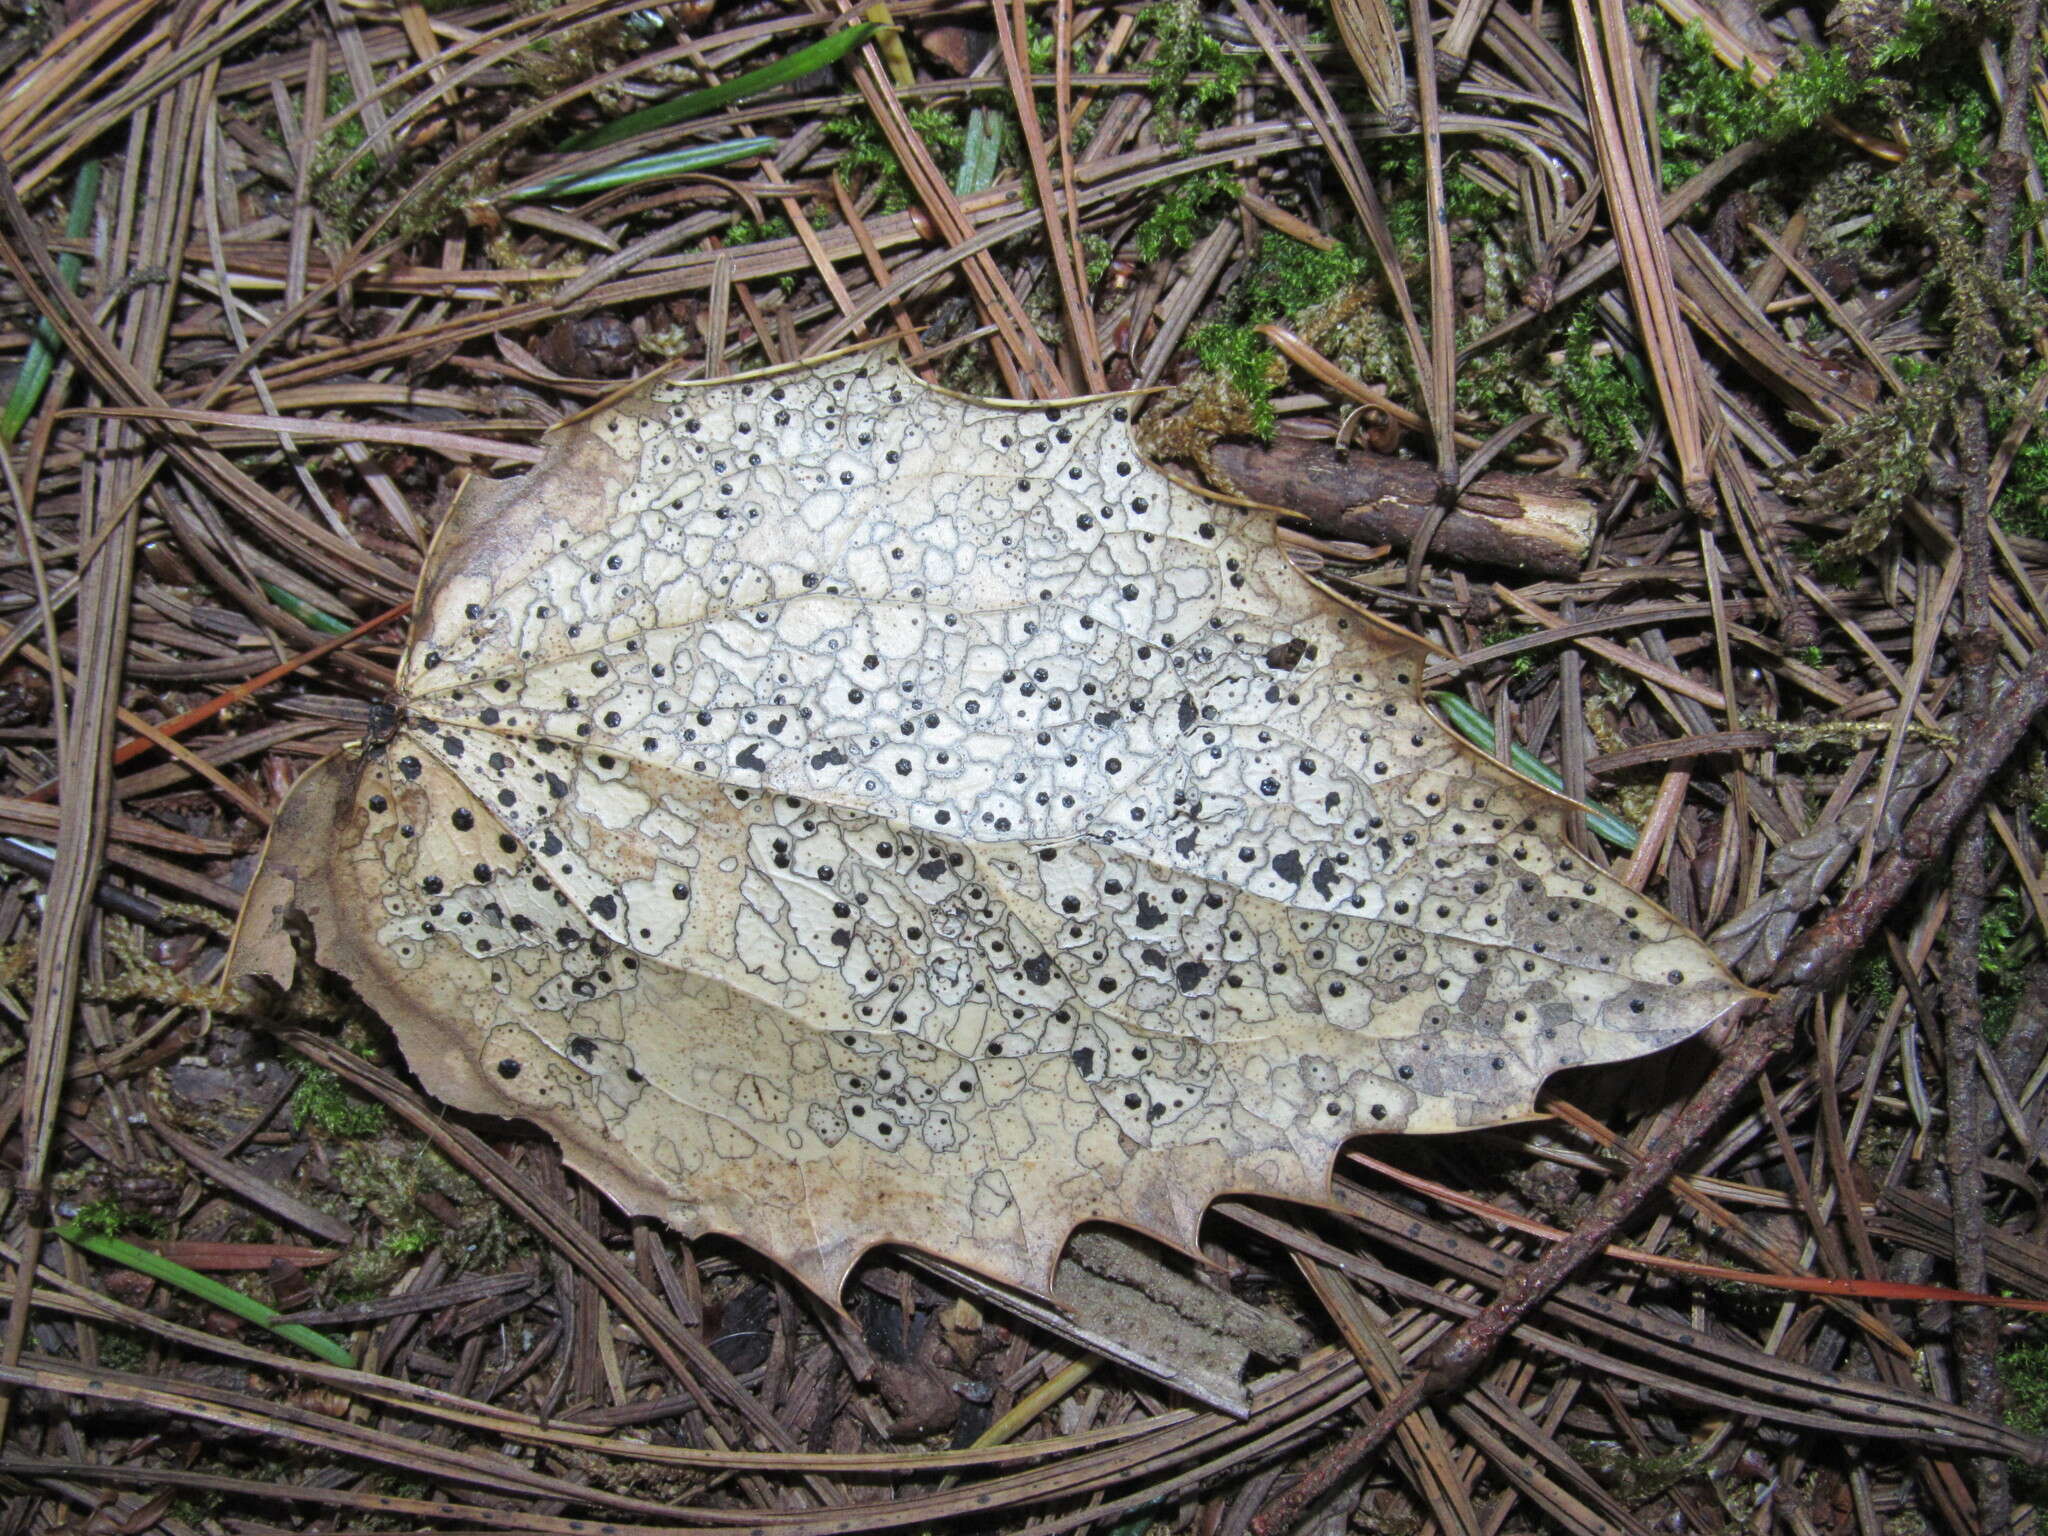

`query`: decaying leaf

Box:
[228,349,1749,1303]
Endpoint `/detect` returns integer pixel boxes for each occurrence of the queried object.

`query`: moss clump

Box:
[94,1326,152,1371]
[1980,884,2027,972]
[725,212,793,247]
[326,1140,519,1293]
[1240,231,1369,316]
[1572,1440,1709,1503]
[1139,0,1253,144]
[308,75,372,232]
[68,1196,155,1240]
[1787,535,1863,588]
[2001,1323,2048,1507]
[825,105,1014,211]
[1481,621,1539,678]
[1190,322,1286,439]
[1992,365,2048,539]
[1185,230,1375,438]
[1557,304,1653,469]
[291,1061,386,1138]
[1130,1,1252,259]
[1455,328,1551,427]
[1081,232,1115,282]
[1637,5,1947,184]
[1977,884,2032,1045]
[2015,755,2048,836]
[824,112,915,212]
[1788,362,1951,560]
[2004,1332,2048,1430]
[1365,140,1510,265]
[714,212,800,295]
[1136,167,1239,261]
[1857,951,1899,1011]
[1786,117,2042,558]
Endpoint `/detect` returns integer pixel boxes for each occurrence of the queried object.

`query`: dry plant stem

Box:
[1251,635,2048,1535]
[1407,2,1460,593]
[52,599,408,792]
[991,0,1104,393]
[1939,3,2041,1530]
[1562,0,1712,510]
[0,65,199,1436]
[1230,0,1433,390]
[836,17,1063,398]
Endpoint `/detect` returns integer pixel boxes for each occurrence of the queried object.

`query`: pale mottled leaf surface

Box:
[230,350,1748,1300]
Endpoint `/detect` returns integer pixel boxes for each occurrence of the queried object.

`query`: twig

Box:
[1939,3,2042,1529]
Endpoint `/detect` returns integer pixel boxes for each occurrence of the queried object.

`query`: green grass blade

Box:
[260,580,352,635]
[952,107,1003,197]
[1429,690,1641,851]
[54,1221,355,1368]
[516,137,779,201]
[1,159,102,445]
[561,22,880,152]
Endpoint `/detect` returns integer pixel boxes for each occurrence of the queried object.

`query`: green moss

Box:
[1993,368,2048,539]
[1026,21,1058,75]
[1981,885,2027,972]
[2001,1323,2048,1446]
[70,1197,126,1239]
[824,105,993,213]
[1788,536,1863,587]
[1192,322,1283,438]
[1857,951,1898,1011]
[724,212,792,247]
[291,1061,386,1138]
[1128,2,1252,261]
[1139,0,1253,147]
[309,74,381,242]
[324,1137,518,1293]
[1081,232,1115,282]
[169,1494,223,1526]
[1241,232,1368,317]
[1135,166,1238,261]
[1637,7,1940,185]
[1645,21,1767,182]
[1572,1440,1709,1502]
[1459,319,1567,429]
[1977,884,2032,1045]
[1788,99,2044,554]
[907,105,969,169]
[1794,157,2031,561]
[1557,304,1652,469]
[1178,230,1375,437]
[1365,140,1509,264]
[2005,1326,2048,1508]
[382,1221,438,1258]
[824,114,910,209]
[1482,621,1539,678]
[94,1326,151,1371]
[725,213,809,298]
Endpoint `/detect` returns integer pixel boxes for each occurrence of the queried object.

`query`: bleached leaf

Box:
[229,350,1748,1301]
